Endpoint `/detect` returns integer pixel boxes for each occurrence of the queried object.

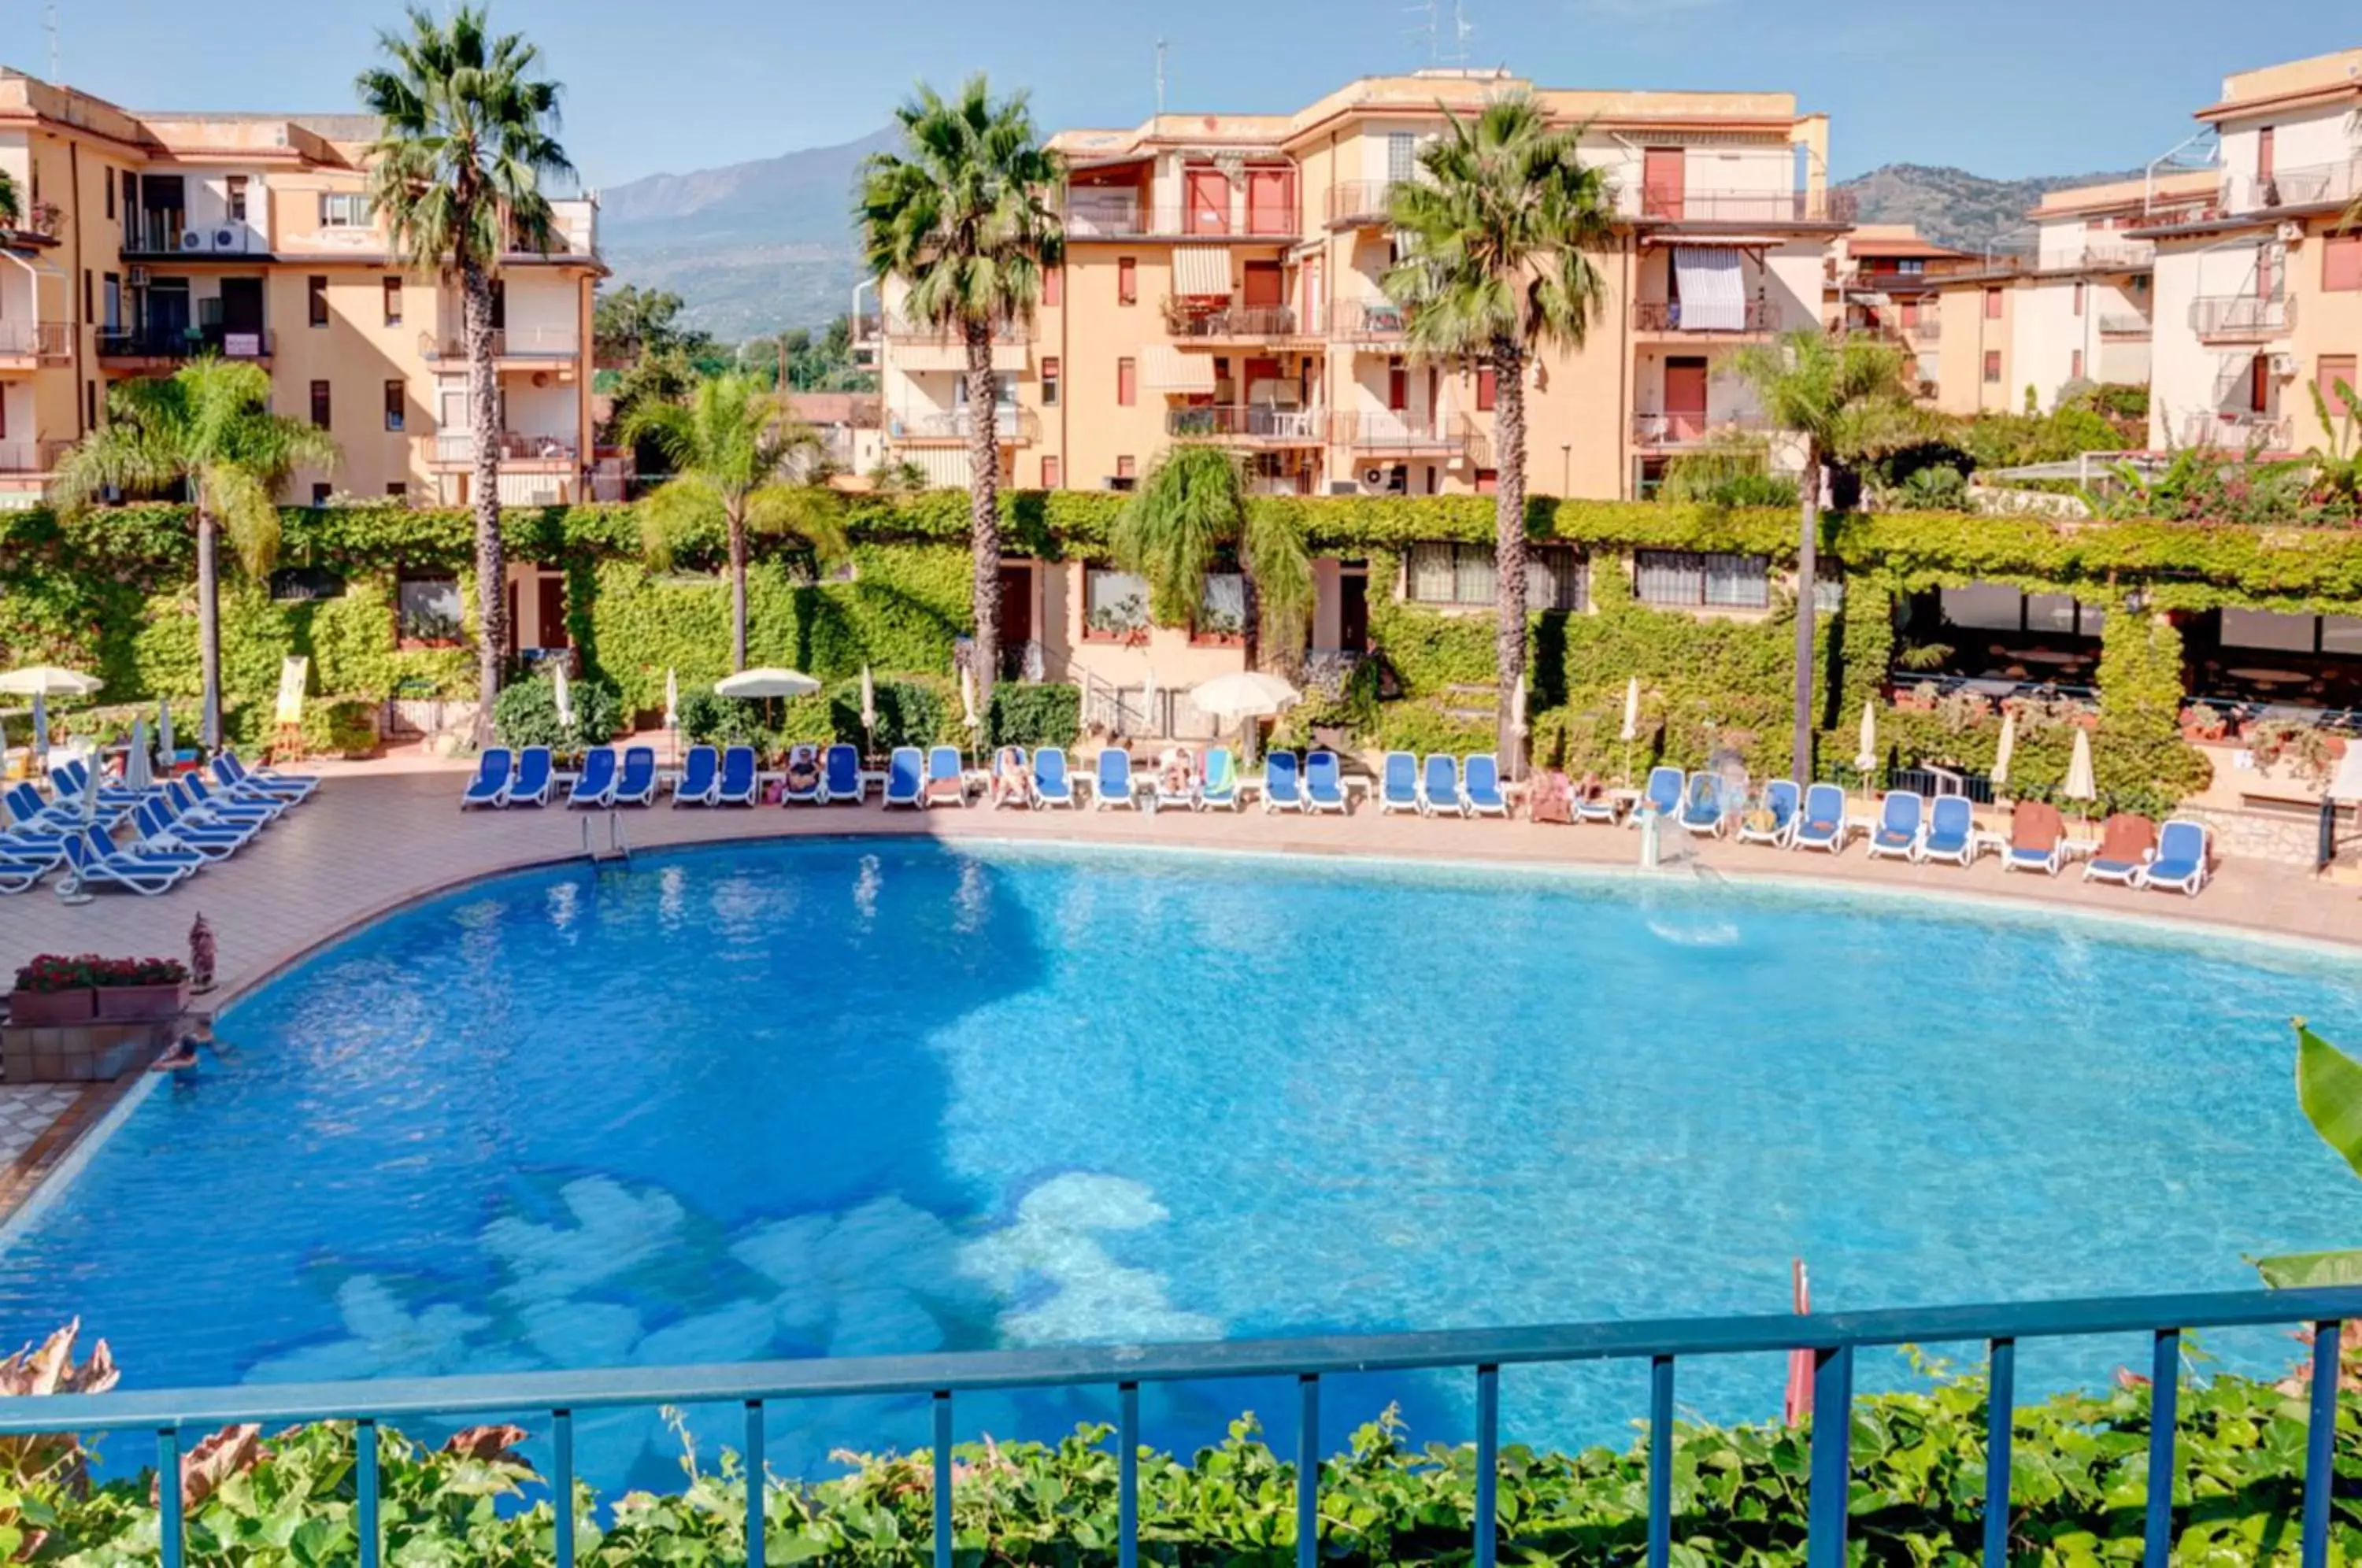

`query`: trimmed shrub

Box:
[491,673,622,751]
[987,682,1082,749]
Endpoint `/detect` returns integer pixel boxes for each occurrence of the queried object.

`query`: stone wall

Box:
[1,1019,172,1082]
[2181,802,2331,867]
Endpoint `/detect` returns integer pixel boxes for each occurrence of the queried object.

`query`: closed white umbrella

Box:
[1140,665,1157,738]
[0,665,101,697]
[663,669,679,730]
[158,698,174,771]
[1990,708,2017,790]
[715,668,820,700]
[551,662,572,731]
[1511,673,1529,737]
[2063,727,2097,803]
[29,691,46,766]
[124,718,152,793]
[1620,677,1640,744]
[860,665,877,734]
[1854,700,1878,775]
[959,664,979,730]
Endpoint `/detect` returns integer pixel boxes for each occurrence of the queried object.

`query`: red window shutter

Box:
[1117,357,1136,406]
[2259,126,2276,180]
[1477,368,1498,411]
[2252,353,2271,414]
[1387,363,1408,411]
[2071,349,2083,380]
[1984,287,2002,320]
[2327,235,2362,291]
[1118,258,1137,305]
[1042,268,1061,308]
[1042,456,1061,489]
[1475,468,1498,494]
[2072,282,2085,316]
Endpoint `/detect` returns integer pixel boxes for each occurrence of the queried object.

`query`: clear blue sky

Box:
[6,0,2354,188]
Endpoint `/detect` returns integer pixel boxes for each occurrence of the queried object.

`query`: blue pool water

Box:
[5,839,2361,1487]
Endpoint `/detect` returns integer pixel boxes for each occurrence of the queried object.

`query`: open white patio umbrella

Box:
[0,665,102,698]
[1990,708,2017,792]
[2063,727,2097,824]
[124,718,153,793]
[1192,671,1300,767]
[715,668,820,700]
[551,661,572,732]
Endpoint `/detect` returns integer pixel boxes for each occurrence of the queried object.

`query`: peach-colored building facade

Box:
[0,68,602,519]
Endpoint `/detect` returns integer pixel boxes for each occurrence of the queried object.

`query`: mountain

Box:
[1835,163,2149,253]
[597,127,897,342]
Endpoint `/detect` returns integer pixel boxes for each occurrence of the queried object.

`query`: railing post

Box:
[357,1418,380,1568]
[2305,1321,2341,1568]
[933,1390,954,1568]
[1297,1374,1320,1568]
[746,1399,766,1568]
[1119,1382,1140,1568]
[1648,1355,1675,1568]
[553,1407,575,1568]
[2144,1329,2179,1568]
[1474,1364,1498,1568]
[1805,1344,1853,1568]
[157,1427,183,1568]
[1983,1338,2015,1567]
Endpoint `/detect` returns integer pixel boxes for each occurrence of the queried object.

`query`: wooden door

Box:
[1664,356,1709,441]
[998,564,1032,651]
[1338,571,1368,653]
[1185,168,1230,235]
[1642,148,1684,220]
[535,575,568,650]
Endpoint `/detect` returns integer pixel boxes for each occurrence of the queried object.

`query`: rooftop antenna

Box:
[1154,38,1167,117]
[1446,0,1472,67]
[1404,0,1438,65]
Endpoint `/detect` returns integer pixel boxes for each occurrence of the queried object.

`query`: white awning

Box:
[1172,246,1231,298]
[1672,246,1746,332]
[1143,346,1215,392]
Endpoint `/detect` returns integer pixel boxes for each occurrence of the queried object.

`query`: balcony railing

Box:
[887,409,1042,444]
[2097,312,2153,338]
[1636,187,1857,224]
[1326,179,1403,227]
[122,211,270,256]
[0,438,71,474]
[2182,412,2292,450]
[2036,240,2157,272]
[431,431,580,465]
[1631,412,1768,447]
[2189,294,2295,339]
[2222,157,2362,215]
[1168,303,1307,341]
[1164,405,1326,442]
[0,320,72,361]
[881,315,1032,347]
[418,327,583,361]
[1632,299,1775,334]
[97,324,274,361]
[1328,298,1409,341]
[1061,196,1295,239]
[1331,412,1464,452]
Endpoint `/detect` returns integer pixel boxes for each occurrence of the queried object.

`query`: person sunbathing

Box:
[992,746,1030,806]
[1161,749,1195,796]
[783,747,821,795]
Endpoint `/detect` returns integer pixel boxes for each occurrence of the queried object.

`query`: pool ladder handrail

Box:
[581,812,631,864]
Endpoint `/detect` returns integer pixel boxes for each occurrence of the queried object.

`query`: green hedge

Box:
[988,682,1082,749]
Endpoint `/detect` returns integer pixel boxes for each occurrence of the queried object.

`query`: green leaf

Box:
[2296,1021,2362,1177]
[2254,1247,2362,1289]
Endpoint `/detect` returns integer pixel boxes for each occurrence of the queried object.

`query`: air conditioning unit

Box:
[211,228,238,251]
[2270,352,2299,377]
[1105,475,1137,492]
[124,265,149,287]
[178,231,203,252]
[2278,220,2305,244]
[1361,466,1386,486]
[1327,480,1358,496]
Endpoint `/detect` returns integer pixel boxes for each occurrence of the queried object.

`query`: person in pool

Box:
[152,1016,219,1072]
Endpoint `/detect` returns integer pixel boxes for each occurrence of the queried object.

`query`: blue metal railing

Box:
[9,1286,2360,1568]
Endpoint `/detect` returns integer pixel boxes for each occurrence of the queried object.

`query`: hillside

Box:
[1834,163,2151,253]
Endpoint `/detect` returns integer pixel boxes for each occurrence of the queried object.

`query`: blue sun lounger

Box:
[566,748,619,808]
[1378,752,1420,815]
[1736,780,1801,847]
[1263,751,1305,813]
[1421,754,1467,817]
[615,747,659,806]
[216,750,317,804]
[820,744,863,804]
[5,783,77,835]
[184,771,282,824]
[1920,795,1976,867]
[1642,765,1684,820]
[1790,784,1848,852]
[1864,791,1924,863]
[1678,772,1726,836]
[1094,747,1138,810]
[716,745,759,806]
[505,746,555,808]
[1200,748,1240,810]
[2142,819,2211,896]
[1306,751,1349,814]
[927,746,969,808]
[1463,755,1510,817]
[1032,747,1076,808]
[65,827,190,896]
[673,745,721,807]
[883,746,926,808]
[0,845,52,894]
[133,798,242,862]
[461,748,512,808]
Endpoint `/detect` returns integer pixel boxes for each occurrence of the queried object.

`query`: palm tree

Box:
[1111,445,1312,670]
[52,359,339,748]
[624,372,847,671]
[0,170,18,229]
[858,76,1062,711]
[1733,327,1923,781]
[1384,95,1616,771]
[358,4,573,741]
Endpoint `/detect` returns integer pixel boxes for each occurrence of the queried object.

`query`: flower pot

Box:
[92,980,189,1023]
[8,988,93,1026]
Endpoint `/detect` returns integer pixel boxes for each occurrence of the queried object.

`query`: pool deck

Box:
[0,761,2356,1215]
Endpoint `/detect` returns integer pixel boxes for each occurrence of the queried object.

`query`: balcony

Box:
[1167,302,1312,344]
[123,213,268,257]
[1061,195,1294,240]
[0,320,72,368]
[1328,298,1409,343]
[428,431,580,468]
[1331,412,1466,455]
[2035,240,2156,272]
[417,327,583,364]
[1164,405,1326,444]
[0,439,72,475]
[887,409,1041,446]
[1631,412,1768,449]
[882,315,1031,347]
[1325,180,1402,228]
[2189,294,2294,341]
[2098,312,2152,339]
[2182,412,2291,451]
[98,324,274,363]
[2221,157,2362,216]
[1632,298,1775,335]
[1635,187,1856,225]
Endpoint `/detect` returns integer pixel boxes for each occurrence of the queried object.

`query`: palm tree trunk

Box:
[1239,555,1262,672]
[727,505,750,673]
[963,324,1004,712]
[1790,439,1820,784]
[194,502,221,749]
[464,259,505,744]
[1490,335,1529,775]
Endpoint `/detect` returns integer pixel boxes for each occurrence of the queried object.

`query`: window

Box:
[311,483,332,506]
[386,482,407,500]
[1116,356,1137,406]
[309,379,331,428]
[1896,258,1924,276]
[1940,583,2105,637]
[1083,566,1149,638]
[1983,349,2002,383]
[119,171,134,224]
[102,273,120,332]
[397,574,464,642]
[1984,287,2002,320]
[1115,455,1136,480]
[1476,368,1498,412]
[383,379,405,431]
[80,268,91,322]
[1041,356,1061,406]
[1041,455,1061,489]
[2258,126,2277,181]
[1406,542,1501,608]
[1527,545,1588,612]
[1117,257,1138,305]
[1634,549,1770,610]
[319,193,372,228]
[2072,281,2085,316]
[103,174,113,220]
[84,380,95,431]
[1196,572,1246,642]
[2251,352,2271,415]
[382,277,402,326]
[1475,468,1498,495]
[1387,358,1408,411]
[2071,349,2083,381]
[308,276,328,327]
[1042,268,1061,309]
[1386,131,1417,184]
[268,567,346,602]
[1812,573,1846,615]
[227,176,248,223]
[2327,234,2362,292]
[2221,607,2316,652]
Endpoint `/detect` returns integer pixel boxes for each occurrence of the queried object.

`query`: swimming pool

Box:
[4,839,2359,1488]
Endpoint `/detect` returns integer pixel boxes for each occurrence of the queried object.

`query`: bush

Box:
[676,688,776,751]
[298,696,379,759]
[491,672,622,752]
[987,682,1082,749]
[1889,464,1968,511]
[830,676,949,753]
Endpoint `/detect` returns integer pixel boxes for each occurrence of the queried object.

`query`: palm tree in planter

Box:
[53,358,339,749]
[1113,445,1312,675]
[858,76,1063,709]
[1732,327,1922,782]
[625,372,848,672]
[358,4,573,741]
[1383,94,1616,774]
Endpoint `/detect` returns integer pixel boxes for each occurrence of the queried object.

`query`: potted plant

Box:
[9,955,95,1026]
[90,957,191,1023]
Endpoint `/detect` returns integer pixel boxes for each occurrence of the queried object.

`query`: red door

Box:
[1242,262,1283,309]
[1664,357,1709,440]
[1186,168,1230,235]
[1642,148,1684,220]
[998,564,1032,655]
[1900,299,1920,327]
[1246,168,1293,235]
[535,575,568,650]
[1387,362,1409,412]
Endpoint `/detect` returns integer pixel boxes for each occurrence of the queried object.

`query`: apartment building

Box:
[2141,49,2362,453]
[0,68,601,523]
[1823,225,1975,397]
